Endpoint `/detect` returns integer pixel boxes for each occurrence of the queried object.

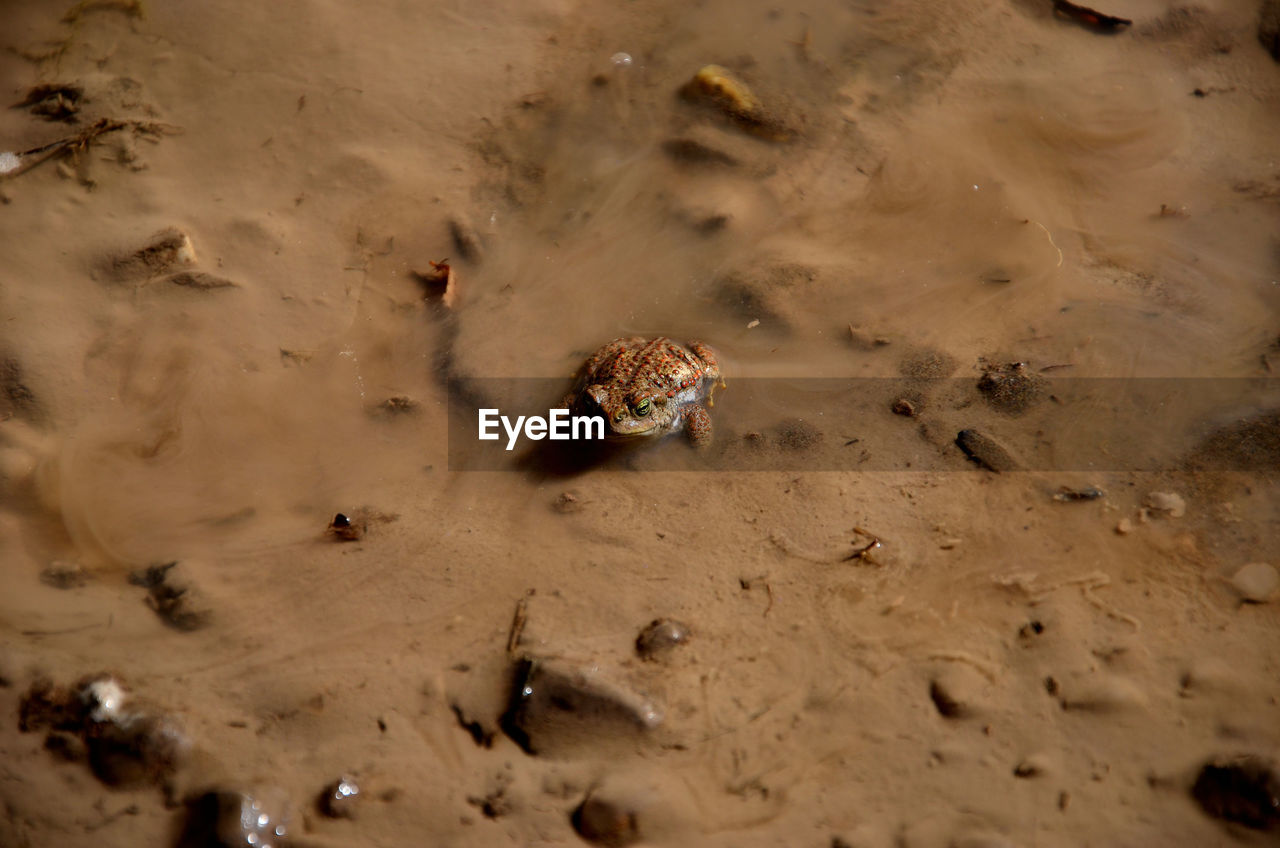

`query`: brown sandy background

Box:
[2,0,1279,845]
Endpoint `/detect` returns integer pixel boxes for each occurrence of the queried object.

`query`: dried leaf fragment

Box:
[412,260,458,309]
[680,65,791,141]
[1053,0,1132,32]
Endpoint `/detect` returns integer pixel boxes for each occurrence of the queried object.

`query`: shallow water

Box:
[2,0,1279,845]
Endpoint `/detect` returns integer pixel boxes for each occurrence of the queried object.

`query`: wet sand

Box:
[2,0,1279,845]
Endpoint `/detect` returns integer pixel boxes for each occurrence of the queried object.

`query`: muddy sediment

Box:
[1,0,1279,846]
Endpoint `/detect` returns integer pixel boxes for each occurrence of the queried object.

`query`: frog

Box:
[562,337,724,446]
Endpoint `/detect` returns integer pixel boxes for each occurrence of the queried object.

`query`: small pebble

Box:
[1115,518,1133,535]
[448,217,483,264]
[553,492,581,513]
[572,794,639,846]
[955,429,1021,472]
[329,512,364,541]
[319,774,360,818]
[1145,491,1186,518]
[635,619,691,659]
[180,788,292,848]
[891,398,916,417]
[377,396,419,414]
[1229,563,1278,603]
[1013,753,1051,778]
[928,667,987,719]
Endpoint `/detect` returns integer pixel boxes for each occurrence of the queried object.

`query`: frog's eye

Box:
[633,399,651,417]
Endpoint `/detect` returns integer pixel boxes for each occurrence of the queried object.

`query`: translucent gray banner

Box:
[446,377,1279,473]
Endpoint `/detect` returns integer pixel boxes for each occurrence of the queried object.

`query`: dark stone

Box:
[499,658,660,756]
[929,679,965,718]
[84,711,186,787]
[128,562,212,631]
[1191,755,1280,830]
[1261,0,1280,60]
[318,775,360,819]
[955,429,1021,472]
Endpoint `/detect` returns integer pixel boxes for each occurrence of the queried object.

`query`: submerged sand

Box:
[2,0,1279,845]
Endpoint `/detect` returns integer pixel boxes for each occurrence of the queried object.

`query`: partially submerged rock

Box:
[679,64,792,140]
[318,774,361,819]
[635,619,691,660]
[19,674,189,788]
[500,657,663,756]
[327,507,398,542]
[1144,491,1186,518]
[1229,563,1278,603]
[107,227,197,282]
[128,561,212,631]
[1261,0,1280,60]
[956,429,1021,471]
[1191,755,1280,831]
[177,787,292,848]
[573,793,640,847]
[412,260,458,309]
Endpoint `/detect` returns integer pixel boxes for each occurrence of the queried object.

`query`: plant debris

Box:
[412,260,458,309]
[679,65,791,141]
[13,83,84,122]
[1053,0,1132,32]
[0,117,179,182]
[1052,486,1105,502]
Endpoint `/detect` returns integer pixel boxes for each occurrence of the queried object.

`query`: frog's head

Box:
[586,385,674,438]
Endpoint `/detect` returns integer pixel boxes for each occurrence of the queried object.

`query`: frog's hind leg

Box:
[687,340,726,407]
[687,340,721,380]
[684,404,713,447]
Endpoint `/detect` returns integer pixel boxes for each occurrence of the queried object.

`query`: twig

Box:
[506,589,534,655]
[1,117,179,181]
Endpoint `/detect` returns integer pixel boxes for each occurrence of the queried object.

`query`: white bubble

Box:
[1,152,23,175]
[610,52,633,67]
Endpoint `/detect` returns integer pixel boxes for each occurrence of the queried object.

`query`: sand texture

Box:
[2,0,1279,845]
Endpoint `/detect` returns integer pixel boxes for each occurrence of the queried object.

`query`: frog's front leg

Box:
[684,404,713,447]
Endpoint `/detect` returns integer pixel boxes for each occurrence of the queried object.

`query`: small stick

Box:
[1,117,179,181]
[506,589,534,655]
